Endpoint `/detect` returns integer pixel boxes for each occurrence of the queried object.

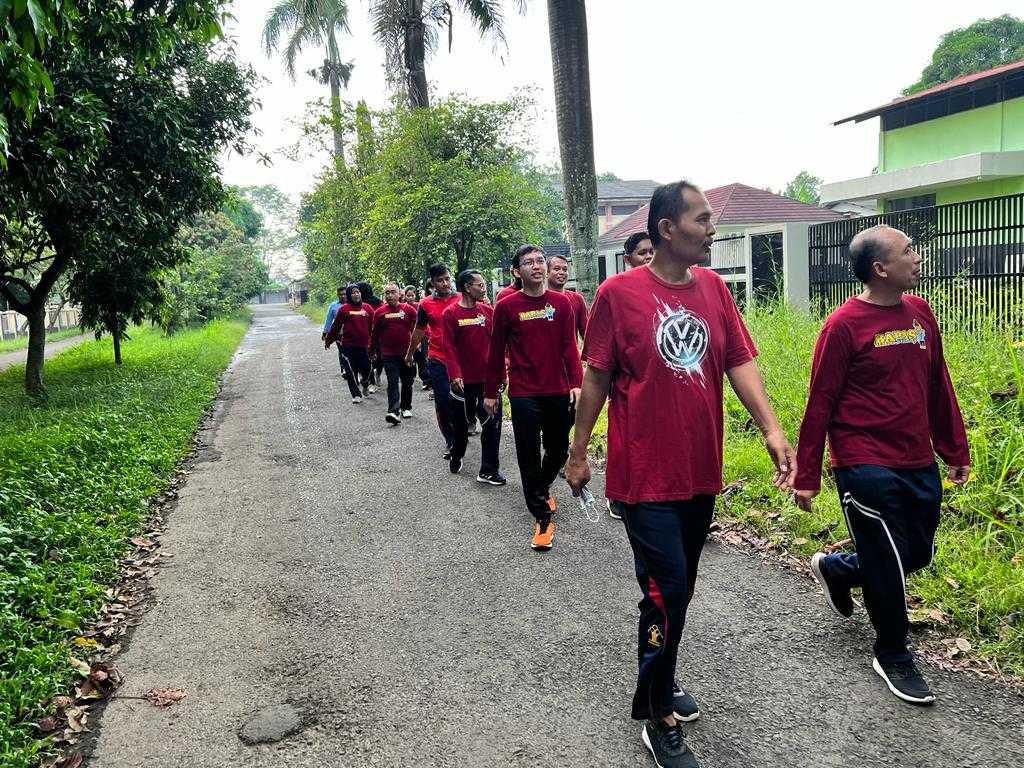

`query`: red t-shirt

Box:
[325,302,373,349]
[485,290,584,398]
[583,266,756,504]
[794,295,969,491]
[495,285,518,303]
[416,293,460,362]
[372,302,416,357]
[550,288,588,342]
[442,302,494,385]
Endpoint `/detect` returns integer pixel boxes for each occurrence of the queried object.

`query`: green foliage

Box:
[905,15,1024,94]
[783,171,822,206]
[222,188,264,242]
[0,317,248,768]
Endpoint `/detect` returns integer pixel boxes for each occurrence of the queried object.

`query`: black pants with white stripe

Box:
[822,463,942,664]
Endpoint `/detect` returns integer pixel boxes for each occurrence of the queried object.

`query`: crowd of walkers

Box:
[320,180,971,768]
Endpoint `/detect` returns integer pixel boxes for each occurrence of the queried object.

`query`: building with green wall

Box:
[822,59,1024,211]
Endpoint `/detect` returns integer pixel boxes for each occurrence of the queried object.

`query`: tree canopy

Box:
[904,15,1024,94]
[783,171,822,206]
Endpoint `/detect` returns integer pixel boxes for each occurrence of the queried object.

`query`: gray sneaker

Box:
[671,683,700,722]
[642,720,699,768]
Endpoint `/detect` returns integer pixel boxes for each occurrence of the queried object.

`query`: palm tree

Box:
[547,0,598,299]
[263,0,354,163]
[370,0,522,109]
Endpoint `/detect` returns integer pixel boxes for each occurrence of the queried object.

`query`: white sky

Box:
[222,0,1023,204]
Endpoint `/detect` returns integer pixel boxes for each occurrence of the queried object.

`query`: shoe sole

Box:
[475,476,506,486]
[810,553,852,620]
[530,542,553,551]
[672,709,700,723]
[641,725,671,768]
[872,658,936,705]
[386,415,400,425]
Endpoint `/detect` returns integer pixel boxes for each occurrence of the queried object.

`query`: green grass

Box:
[0,317,249,768]
[0,328,83,355]
[295,301,328,327]
[591,301,1024,676]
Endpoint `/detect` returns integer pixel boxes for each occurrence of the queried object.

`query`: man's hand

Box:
[764,428,796,490]
[483,397,498,416]
[947,465,970,485]
[793,489,817,513]
[404,351,415,367]
[451,378,465,395]
[321,332,327,341]
[569,387,582,406]
[564,449,591,496]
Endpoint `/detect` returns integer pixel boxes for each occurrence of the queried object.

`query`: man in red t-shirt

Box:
[371,282,417,425]
[405,264,461,456]
[484,245,583,552]
[565,182,794,768]
[546,253,588,343]
[323,284,374,404]
[794,224,969,706]
[442,269,504,485]
[623,230,655,269]
[495,264,521,303]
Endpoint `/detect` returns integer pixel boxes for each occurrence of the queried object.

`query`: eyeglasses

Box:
[519,258,546,268]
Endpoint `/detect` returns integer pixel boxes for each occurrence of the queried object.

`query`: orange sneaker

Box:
[531,519,555,551]
[546,495,557,513]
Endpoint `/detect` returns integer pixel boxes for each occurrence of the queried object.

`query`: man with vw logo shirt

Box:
[484,245,583,552]
[794,224,969,706]
[566,181,795,768]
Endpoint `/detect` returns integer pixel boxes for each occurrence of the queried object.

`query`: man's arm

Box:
[560,309,584,401]
[483,305,509,407]
[442,310,464,391]
[565,365,613,495]
[324,306,345,348]
[726,360,795,490]
[406,305,429,364]
[322,302,338,337]
[926,315,970,482]
[575,293,588,343]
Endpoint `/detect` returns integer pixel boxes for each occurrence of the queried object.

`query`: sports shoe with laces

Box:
[401,409,413,418]
[642,719,699,768]
[449,456,463,474]
[671,684,700,722]
[351,396,362,404]
[385,412,400,425]
[531,519,554,551]
[872,657,936,704]
[608,499,622,520]
[476,472,506,486]
[810,552,854,618]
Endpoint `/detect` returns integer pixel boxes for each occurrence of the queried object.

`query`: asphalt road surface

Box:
[88,304,1024,767]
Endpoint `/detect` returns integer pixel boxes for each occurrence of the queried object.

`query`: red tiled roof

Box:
[598,183,843,244]
[835,57,1024,125]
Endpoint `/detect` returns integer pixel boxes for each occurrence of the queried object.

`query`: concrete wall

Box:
[0,306,81,340]
[934,177,1024,205]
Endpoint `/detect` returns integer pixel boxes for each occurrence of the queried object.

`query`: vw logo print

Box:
[654,303,709,384]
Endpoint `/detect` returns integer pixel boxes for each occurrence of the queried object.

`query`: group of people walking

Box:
[320,180,971,768]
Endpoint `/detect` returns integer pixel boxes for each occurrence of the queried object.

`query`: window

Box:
[610,204,639,216]
[598,255,608,284]
[885,194,936,213]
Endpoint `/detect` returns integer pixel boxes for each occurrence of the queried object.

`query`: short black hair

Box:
[456,269,483,292]
[647,181,702,247]
[428,263,450,281]
[404,285,418,296]
[512,244,545,269]
[548,253,569,266]
[624,231,651,255]
[849,225,890,283]
[336,285,346,294]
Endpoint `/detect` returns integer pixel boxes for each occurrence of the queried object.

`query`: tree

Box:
[783,171,822,206]
[369,0,521,109]
[547,0,598,299]
[263,0,354,164]
[238,184,301,277]
[0,5,256,396]
[223,188,264,241]
[905,15,1024,94]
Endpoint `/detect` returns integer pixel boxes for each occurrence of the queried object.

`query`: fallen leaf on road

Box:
[52,753,83,768]
[144,688,188,707]
[129,536,155,549]
[36,715,60,733]
[68,658,91,677]
[955,638,972,652]
[65,708,87,733]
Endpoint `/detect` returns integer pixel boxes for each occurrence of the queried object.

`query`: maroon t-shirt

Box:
[495,285,518,303]
[325,302,373,349]
[442,302,494,385]
[794,295,969,491]
[416,293,460,362]
[551,287,588,342]
[583,266,756,504]
[372,303,416,357]
[485,290,583,398]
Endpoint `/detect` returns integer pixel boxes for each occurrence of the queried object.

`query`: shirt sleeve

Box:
[574,293,588,342]
[719,279,757,369]
[924,311,970,467]
[322,302,338,334]
[442,309,462,381]
[485,303,510,399]
[581,285,617,373]
[324,305,346,347]
[561,302,584,388]
[416,304,429,329]
[369,306,382,354]
[794,319,852,491]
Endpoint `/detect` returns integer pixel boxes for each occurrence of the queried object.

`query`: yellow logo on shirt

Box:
[458,315,487,327]
[350,309,367,316]
[873,319,927,350]
[518,304,556,322]
[384,312,404,319]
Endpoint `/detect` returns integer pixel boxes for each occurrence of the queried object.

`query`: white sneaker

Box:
[368,385,378,394]
[352,396,363,404]
[401,409,413,418]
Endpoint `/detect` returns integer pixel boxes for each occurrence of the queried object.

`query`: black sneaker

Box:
[449,456,463,474]
[642,720,699,768]
[385,412,400,425]
[872,657,936,705]
[476,471,507,486]
[809,553,854,618]
[671,684,700,722]
[443,449,452,461]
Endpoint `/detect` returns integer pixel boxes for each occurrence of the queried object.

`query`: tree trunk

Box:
[24,302,47,397]
[329,69,347,165]
[547,0,599,301]
[113,328,122,365]
[404,0,429,109]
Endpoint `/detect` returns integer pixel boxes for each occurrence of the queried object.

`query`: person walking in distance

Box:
[546,253,588,343]
[406,264,461,457]
[484,245,583,551]
[794,224,970,706]
[324,284,375,403]
[372,282,418,425]
[624,230,656,269]
[358,281,384,392]
[443,269,505,485]
[405,285,431,390]
[495,264,521,303]
[565,181,795,768]
[322,286,350,383]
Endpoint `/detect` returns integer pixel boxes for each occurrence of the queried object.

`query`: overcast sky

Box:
[221,1,1022,204]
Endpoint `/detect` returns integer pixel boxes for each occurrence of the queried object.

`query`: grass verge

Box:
[0,317,249,768]
[590,301,1024,676]
[295,301,328,328]
[0,328,83,356]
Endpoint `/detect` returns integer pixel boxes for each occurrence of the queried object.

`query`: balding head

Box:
[850,225,904,283]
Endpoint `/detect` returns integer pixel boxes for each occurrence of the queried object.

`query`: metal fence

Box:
[808,193,1024,328]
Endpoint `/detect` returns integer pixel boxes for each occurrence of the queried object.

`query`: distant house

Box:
[822,58,1024,211]
[550,178,660,236]
[596,183,843,306]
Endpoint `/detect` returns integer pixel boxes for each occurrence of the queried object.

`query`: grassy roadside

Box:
[590,301,1024,676]
[0,317,249,768]
[295,301,328,328]
[0,328,83,355]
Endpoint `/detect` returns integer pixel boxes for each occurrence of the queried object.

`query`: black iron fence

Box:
[808,193,1024,328]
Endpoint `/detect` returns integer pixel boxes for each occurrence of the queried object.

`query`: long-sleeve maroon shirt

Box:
[794,295,970,491]
[484,290,583,398]
[324,302,373,349]
[442,302,493,385]
[371,302,416,357]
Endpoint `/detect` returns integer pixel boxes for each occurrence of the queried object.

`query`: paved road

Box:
[89,304,1023,767]
[0,333,89,373]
